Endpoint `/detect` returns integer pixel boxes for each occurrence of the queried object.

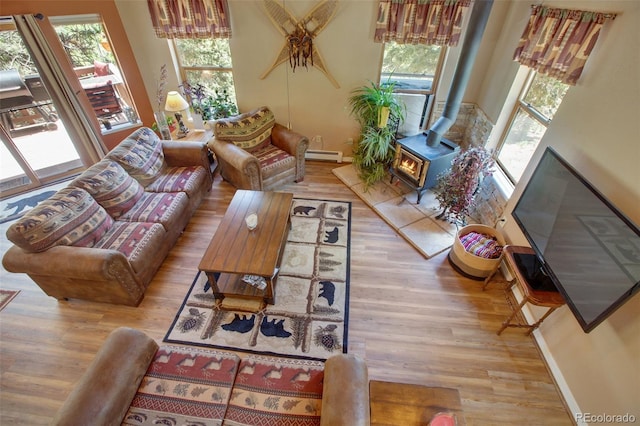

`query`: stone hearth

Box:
[333,164,458,258]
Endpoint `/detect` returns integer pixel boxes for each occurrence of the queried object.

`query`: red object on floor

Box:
[429,412,457,426]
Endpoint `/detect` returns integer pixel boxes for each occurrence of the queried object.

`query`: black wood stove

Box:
[389,132,459,204]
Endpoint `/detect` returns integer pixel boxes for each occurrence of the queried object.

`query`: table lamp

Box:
[165,91,190,138]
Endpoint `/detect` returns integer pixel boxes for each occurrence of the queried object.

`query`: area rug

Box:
[0,178,74,224]
[0,289,20,311]
[333,164,457,258]
[164,198,351,361]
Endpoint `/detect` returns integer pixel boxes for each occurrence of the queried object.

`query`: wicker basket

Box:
[448,224,505,280]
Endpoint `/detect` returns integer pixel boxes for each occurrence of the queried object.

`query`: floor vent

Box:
[305,150,343,163]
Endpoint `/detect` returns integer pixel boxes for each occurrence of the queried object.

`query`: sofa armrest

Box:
[321,354,370,426]
[271,123,309,157]
[162,140,213,188]
[51,327,159,426]
[2,245,134,280]
[210,137,262,189]
[162,140,208,166]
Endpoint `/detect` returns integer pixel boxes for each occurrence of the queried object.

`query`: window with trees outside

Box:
[380,42,445,130]
[496,71,569,183]
[51,15,141,133]
[173,38,237,110]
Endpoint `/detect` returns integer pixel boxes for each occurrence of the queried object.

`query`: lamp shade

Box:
[165,91,189,112]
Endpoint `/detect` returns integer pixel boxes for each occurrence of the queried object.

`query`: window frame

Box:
[495,70,556,184]
[171,38,235,96]
[379,42,447,132]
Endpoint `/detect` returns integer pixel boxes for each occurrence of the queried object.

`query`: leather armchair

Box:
[209,106,309,191]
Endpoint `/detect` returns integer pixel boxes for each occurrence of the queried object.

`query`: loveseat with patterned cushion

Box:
[210,106,309,191]
[51,327,371,426]
[2,127,212,306]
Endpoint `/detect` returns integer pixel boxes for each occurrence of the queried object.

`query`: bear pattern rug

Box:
[164,198,351,360]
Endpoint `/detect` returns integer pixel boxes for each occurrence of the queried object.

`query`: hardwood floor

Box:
[0,162,573,425]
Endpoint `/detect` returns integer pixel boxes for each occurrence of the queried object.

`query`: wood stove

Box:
[390,132,460,203]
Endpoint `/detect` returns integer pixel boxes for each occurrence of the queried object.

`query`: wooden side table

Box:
[172,128,213,143]
[370,381,465,425]
[483,245,565,336]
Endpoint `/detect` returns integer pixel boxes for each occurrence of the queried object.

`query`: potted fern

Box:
[348,80,404,188]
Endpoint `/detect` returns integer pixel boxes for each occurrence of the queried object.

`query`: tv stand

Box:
[483,245,565,335]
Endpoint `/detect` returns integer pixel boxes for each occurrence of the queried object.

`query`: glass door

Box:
[50,14,141,135]
[0,17,82,198]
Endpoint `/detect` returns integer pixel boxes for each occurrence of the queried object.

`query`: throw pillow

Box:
[214,106,275,152]
[460,231,503,259]
[107,127,166,186]
[94,60,110,76]
[71,160,144,218]
[6,187,113,253]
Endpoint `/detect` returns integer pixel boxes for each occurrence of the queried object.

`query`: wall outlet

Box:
[347,137,353,145]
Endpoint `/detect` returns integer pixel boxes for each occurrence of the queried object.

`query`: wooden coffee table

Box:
[199,190,293,305]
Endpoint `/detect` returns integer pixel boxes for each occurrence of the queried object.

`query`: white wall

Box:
[486,1,640,422]
[115,0,640,419]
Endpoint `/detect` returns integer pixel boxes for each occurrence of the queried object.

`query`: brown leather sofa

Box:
[210,106,309,191]
[51,327,371,426]
[2,127,212,306]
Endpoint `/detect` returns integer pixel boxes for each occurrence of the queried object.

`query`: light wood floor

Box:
[0,162,573,425]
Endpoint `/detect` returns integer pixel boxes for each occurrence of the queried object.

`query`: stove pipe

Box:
[426,0,494,147]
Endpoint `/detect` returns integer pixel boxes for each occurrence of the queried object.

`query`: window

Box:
[51,15,141,134]
[380,42,445,134]
[496,71,569,183]
[174,38,237,108]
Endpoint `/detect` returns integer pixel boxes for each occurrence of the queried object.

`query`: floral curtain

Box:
[147,0,231,39]
[374,0,471,46]
[513,5,615,85]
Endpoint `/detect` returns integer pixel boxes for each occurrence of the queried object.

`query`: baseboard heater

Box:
[305,150,343,163]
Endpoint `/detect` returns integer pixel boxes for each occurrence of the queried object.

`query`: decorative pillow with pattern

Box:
[214,106,275,152]
[460,231,503,259]
[6,187,113,253]
[106,127,165,186]
[71,160,144,218]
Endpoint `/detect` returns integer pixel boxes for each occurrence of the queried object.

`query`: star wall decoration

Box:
[261,0,340,88]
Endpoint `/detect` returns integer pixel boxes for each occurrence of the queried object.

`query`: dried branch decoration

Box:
[156,64,167,110]
[287,23,313,71]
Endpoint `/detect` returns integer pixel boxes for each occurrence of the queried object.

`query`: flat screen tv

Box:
[512,147,640,332]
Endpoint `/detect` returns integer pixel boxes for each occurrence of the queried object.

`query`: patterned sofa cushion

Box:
[71,160,144,218]
[107,127,165,186]
[145,166,208,198]
[214,106,275,152]
[122,345,240,426]
[118,192,189,231]
[253,144,296,180]
[224,355,325,425]
[94,221,166,273]
[6,187,113,253]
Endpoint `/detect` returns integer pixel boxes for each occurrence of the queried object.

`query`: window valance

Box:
[147,0,231,39]
[513,5,616,85]
[374,0,471,46]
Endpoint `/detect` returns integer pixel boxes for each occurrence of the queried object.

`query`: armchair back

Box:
[210,106,309,191]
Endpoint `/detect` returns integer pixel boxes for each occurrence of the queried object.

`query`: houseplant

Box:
[432,145,495,226]
[181,82,238,122]
[348,80,404,188]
